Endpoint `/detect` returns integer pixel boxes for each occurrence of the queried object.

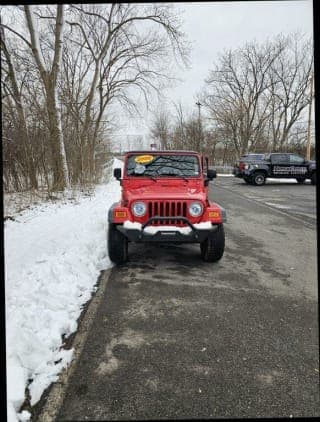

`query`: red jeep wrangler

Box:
[108,150,226,263]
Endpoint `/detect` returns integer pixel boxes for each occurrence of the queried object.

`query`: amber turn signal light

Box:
[209,211,220,218]
[115,211,127,218]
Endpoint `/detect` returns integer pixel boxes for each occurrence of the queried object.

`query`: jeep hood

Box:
[122,179,207,203]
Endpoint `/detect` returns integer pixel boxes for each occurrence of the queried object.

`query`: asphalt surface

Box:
[42,176,319,420]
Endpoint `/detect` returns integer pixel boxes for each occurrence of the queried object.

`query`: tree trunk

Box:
[24,4,69,191]
[18,120,38,190]
[45,82,70,190]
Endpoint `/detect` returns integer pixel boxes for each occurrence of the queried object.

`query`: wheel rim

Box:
[255,175,264,185]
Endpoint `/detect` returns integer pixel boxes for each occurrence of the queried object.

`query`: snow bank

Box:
[5,159,123,422]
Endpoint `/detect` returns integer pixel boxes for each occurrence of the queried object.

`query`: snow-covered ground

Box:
[5,159,123,422]
[5,165,307,421]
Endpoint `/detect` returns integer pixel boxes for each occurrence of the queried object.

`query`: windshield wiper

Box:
[159,173,189,182]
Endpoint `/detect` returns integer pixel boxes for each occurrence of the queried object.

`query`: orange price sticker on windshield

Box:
[134,155,154,164]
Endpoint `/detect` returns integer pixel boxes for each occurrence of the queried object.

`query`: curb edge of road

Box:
[34,267,113,422]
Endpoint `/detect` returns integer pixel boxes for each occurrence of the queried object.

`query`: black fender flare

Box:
[108,202,120,223]
[250,168,269,177]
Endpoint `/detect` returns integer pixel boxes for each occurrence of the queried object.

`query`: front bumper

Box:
[116,216,220,243]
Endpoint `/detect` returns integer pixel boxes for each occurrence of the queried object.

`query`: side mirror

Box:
[207,169,217,180]
[113,168,121,180]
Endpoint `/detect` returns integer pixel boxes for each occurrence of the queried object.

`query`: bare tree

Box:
[203,39,286,157]
[266,33,313,150]
[1,5,70,190]
[150,109,172,149]
[2,4,189,191]
[64,3,189,179]
[26,5,70,189]
[202,34,312,158]
[171,101,187,149]
[1,23,39,189]
[59,37,95,183]
[202,129,221,163]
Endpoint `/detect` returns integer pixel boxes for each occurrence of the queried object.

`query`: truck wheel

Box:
[200,224,225,262]
[252,172,266,186]
[296,177,306,184]
[108,223,128,264]
[311,172,316,185]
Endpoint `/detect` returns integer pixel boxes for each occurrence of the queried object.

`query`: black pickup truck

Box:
[233,153,265,177]
[234,152,316,186]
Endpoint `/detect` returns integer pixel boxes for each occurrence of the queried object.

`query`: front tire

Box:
[200,224,225,262]
[311,172,316,185]
[243,176,252,184]
[108,223,128,264]
[252,172,266,186]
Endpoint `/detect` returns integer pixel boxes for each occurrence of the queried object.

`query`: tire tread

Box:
[200,224,225,262]
[108,224,128,264]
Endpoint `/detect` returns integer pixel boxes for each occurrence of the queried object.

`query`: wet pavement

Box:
[37,176,319,420]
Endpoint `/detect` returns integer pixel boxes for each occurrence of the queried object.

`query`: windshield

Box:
[126,154,200,177]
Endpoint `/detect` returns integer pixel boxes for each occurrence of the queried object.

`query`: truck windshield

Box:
[126,154,200,177]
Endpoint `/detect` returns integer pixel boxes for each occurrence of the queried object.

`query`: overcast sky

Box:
[114,0,314,147]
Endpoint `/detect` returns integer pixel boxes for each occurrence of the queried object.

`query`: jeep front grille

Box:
[148,201,188,226]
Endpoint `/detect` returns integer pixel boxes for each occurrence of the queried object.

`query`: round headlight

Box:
[131,201,147,217]
[189,202,203,217]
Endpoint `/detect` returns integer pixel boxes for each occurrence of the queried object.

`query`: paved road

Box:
[38,176,319,420]
[217,176,317,228]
